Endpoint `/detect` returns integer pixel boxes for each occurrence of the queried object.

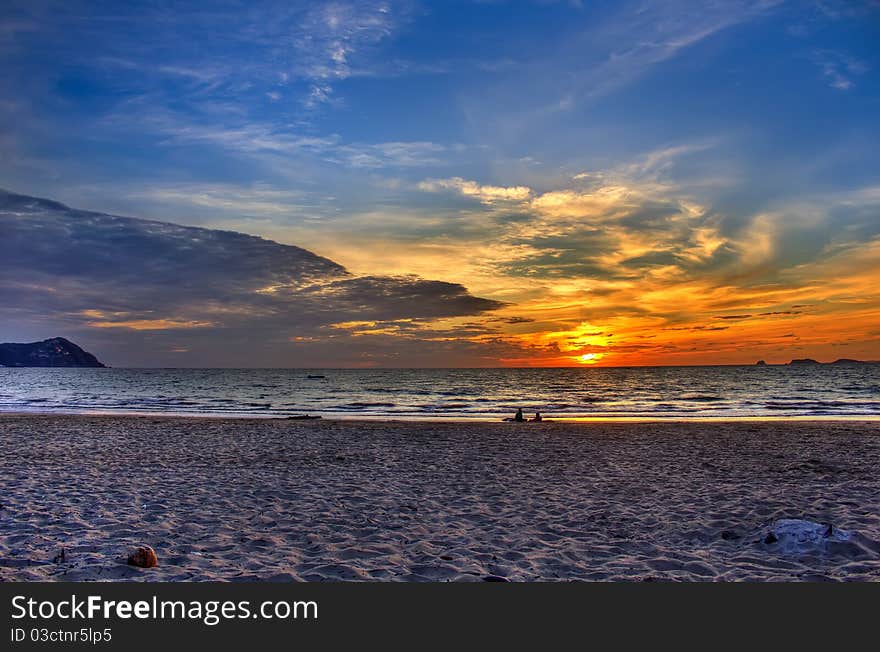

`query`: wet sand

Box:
[0,414,878,581]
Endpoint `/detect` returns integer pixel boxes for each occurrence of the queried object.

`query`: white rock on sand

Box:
[763,519,851,554]
[0,415,878,581]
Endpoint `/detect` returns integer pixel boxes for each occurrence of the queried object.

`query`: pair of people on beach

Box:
[513,408,541,422]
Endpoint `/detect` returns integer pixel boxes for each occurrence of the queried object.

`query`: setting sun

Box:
[2,0,880,597]
[2,0,879,374]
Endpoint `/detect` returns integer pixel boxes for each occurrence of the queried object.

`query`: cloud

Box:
[574,0,782,100]
[4,173,879,366]
[133,112,452,170]
[292,1,399,83]
[0,189,505,365]
[82,313,215,331]
[338,141,448,168]
[811,49,868,90]
[304,83,335,108]
[812,0,880,20]
[461,0,783,137]
[385,147,880,365]
[130,184,312,216]
[1,0,420,141]
[417,177,533,203]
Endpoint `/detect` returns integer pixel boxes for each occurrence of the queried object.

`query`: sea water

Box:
[1,365,878,420]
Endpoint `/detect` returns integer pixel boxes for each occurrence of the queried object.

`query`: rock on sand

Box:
[764,519,851,554]
[127,545,158,568]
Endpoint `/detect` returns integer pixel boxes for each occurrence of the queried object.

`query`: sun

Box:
[577,353,602,364]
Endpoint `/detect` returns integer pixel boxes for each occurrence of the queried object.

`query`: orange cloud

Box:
[82,310,213,330]
[270,163,880,366]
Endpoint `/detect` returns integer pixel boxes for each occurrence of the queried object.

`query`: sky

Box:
[1,0,879,367]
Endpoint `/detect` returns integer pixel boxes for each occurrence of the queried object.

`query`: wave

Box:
[680,395,725,402]
[2,365,878,420]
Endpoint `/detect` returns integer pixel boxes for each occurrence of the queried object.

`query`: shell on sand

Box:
[127,545,158,568]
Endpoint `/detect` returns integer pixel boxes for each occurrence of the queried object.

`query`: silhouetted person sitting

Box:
[531,412,542,422]
[514,408,525,422]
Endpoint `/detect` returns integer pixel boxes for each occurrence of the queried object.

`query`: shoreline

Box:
[2,409,879,424]
[2,415,878,581]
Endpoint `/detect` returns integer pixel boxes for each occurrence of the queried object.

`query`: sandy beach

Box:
[1,414,878,581]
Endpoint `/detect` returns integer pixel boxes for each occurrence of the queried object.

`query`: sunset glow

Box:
[2,1,878,367]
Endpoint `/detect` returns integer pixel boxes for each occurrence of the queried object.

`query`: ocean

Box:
[1,365,878,420]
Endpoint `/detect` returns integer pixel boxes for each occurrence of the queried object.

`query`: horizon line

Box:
[16,361,877,370]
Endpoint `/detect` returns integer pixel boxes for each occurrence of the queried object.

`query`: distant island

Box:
[754,358,872,366]
[0,337,105,367]
[789,358,870,365]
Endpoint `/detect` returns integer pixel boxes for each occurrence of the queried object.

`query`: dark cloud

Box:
[494,231,621,280]
[620,251,681,268]
[0,190,505,365]
[1,189,346,305]
[615,201,687,231]
[664,325,730,332]
[489,316,534,324]
[311,275,504,321]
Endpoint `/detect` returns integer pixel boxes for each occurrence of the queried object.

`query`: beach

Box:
[1,414,878,581]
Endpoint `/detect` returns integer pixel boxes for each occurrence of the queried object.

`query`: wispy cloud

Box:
[129,184,312,216]
[812,49,868,90]
[577,0,782,100]
[466,0,784,136]
[112,109,454,170]
[291,1,399,88]
[10,1,413,115]
[417,177,532,203]
[336,141,449,168]
[812,0,880,20]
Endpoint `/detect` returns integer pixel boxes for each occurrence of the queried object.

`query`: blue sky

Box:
[4,1,877,212]
[2,1,879,366]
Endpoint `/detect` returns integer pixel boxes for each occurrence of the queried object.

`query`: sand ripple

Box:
[0,416,878,581]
